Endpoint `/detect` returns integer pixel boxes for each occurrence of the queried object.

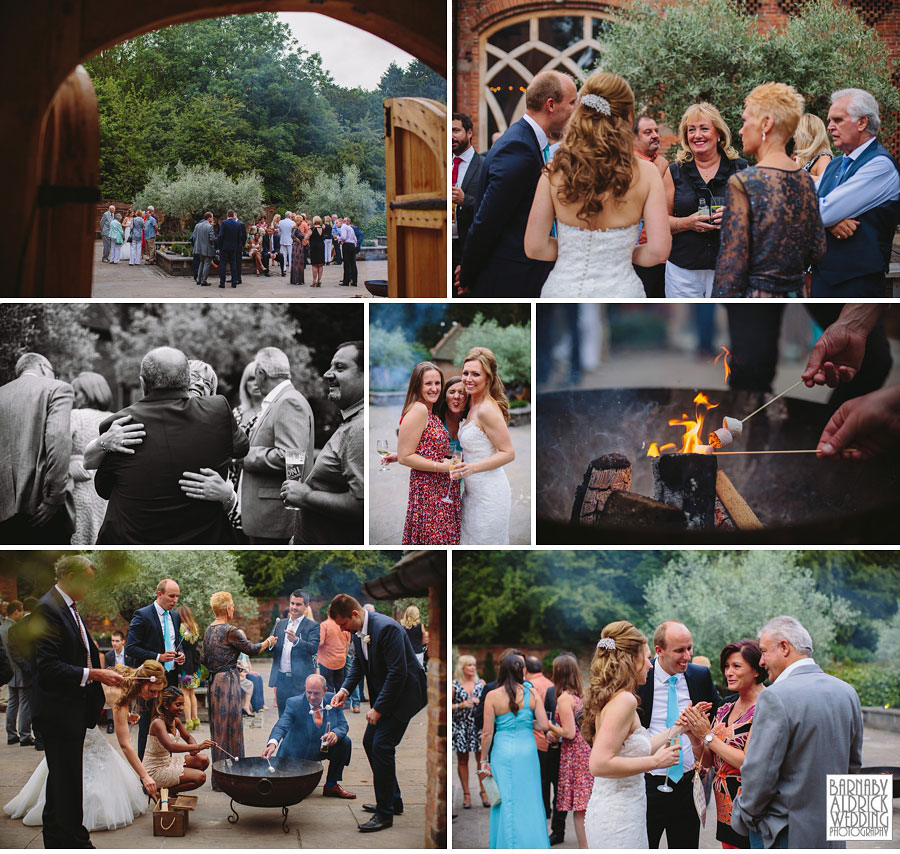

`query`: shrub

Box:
[453,313,532,387]
[297,164,380,227]
[825,661,900,707]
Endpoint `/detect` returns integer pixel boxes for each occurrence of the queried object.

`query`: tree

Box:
[875,605,900,662]
[368,324,430,390]
[453,314,532,388]
[379,60,447,104]
[297,164,380,230]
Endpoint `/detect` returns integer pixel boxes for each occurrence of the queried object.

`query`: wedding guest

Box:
[451,112,485,278]
[2,601,32,746]
[226,360,263,534]
[331,215,343,266]
[268,590,319,717]
[682,639,766,849]
[524,657,556,828]
[177,605,203,731]
[317,614,351,694]
[143,207,158,264]
[712,83,826,298]
[339,217,358,287]
[633,115,669,297]
[436,376,468,454]
[99,205,115,263]
[201,591,275,790]
[128,210,144,266]
[792,113,833,183]
[192,212,216,286]
[323,216,334,266]
[122,211,133,250]
[308,216,326,286]
[187,359,217,398]
[238,652,266,712]
[109,213,124,264]
[261,223,282,277]
[144,686,213,794]
[664,103,747,297]
[278,211,295,276]
[290,215,306,286]
[401,605,427,667]
[452,655,488,810]
[248,231,264,275]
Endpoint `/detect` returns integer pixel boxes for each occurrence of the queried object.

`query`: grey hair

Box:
[305,673,327,690]
[759,616,813,657]
[15,352,51,377]
[115,213,122,221]
[140,347,190,393]
[188,359,218,397]
[831,88,881,135]
[254,347,291,379]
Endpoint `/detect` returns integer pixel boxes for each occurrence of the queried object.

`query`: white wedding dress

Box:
[4,726,147,831]
[458,419,511,545]
[540,222,647,298]
[584,726,651,848]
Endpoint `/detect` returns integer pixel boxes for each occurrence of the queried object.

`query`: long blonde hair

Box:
[401,604,421,629]
[463,347,509,424]
[581,621,647,743]
[546,72,636,224]
[115,659,167,708]
[793,113,832,167]
[675,102,741,164]
[400,361,443,421]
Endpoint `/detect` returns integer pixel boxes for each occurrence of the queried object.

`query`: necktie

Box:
[70,603,91,670]
[542,143,558,239]
[666,676,683,784]
[452,156,462,186]
[836,157,853,185]
[314,706,323,728]
[163,610,174,672]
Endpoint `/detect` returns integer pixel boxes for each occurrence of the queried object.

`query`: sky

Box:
[279,13,416,90]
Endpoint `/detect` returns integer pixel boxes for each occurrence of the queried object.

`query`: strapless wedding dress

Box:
[540,222,646,298]
[584,726,651,848]
[458,419,510,545]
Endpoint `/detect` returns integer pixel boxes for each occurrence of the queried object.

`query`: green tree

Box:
[379,60,447,104]
[368,324,430,390]
[297,164,380,230]
[453,314,532,388]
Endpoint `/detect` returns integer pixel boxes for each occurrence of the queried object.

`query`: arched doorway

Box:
[3,1,445,297]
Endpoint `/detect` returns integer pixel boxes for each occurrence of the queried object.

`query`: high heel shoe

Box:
[192,718,201,729]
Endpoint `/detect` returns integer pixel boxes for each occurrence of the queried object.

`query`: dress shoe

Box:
[231,283,237,288]
[8,736,19,745]
[362,803,402,816]
[322,783,356,799]
[352,706,360,713]
[34,742,44,751]
[358,815,392,832]
[20,735,35,746]
[107,721,115,734]
[201,282,210,286]
[549,831,565,846]
[219,284,225,288]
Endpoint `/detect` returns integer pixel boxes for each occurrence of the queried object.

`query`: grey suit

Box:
[1,617,31,742]
[731,662,863,848]
[193,219,216,284]
[99,210,114,261]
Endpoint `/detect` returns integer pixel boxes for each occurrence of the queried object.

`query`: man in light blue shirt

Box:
[143,205,158,264]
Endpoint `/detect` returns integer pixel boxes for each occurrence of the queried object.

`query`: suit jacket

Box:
[635,662,720,731]
[0,372,75,529]
[125,603,181,668]
[95,391,249,544]
[731,663,863,849]
[31,587,104,736]
[340,611,426,723]
[104,649,124,669]
[460,117,553,298]
[0,629,13,687]
[455,149,485,252]
[100,211,113,237]
[241,383,315,539]
[7,614,36,686]
[268,691,349,760]
[217,218,247,252]
[192,219,216,257]
[0,618,22,687]
[266,616,320,690]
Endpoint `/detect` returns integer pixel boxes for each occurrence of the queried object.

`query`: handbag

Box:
[692,766,708,825]
[480,771,501,807]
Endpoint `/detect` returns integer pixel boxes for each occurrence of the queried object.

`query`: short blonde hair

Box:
[210,591,234,617]
[400,605,420,629]
[744,82,805,140]
[312,215,322,225]
[675,102,740,163]
[793,112,832,165]
[454,654,478,682]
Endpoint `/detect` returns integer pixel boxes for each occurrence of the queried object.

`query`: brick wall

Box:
[425,584,446,848]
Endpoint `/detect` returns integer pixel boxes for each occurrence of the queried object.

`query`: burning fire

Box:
[647,393,719,456]
[715,346,732,383]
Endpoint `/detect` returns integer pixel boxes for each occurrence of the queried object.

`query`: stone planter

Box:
[509,404,531,427]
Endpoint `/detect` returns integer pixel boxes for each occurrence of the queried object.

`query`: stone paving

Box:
[0,659,429,849]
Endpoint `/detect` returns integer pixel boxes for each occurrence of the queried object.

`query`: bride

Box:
[524,72,670,298]
[582,621,682,849]
[453,347,514,545]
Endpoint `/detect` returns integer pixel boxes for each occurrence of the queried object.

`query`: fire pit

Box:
[537,387,900,544]
[213,757,323,833]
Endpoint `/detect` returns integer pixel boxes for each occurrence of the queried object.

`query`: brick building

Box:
[453,0,900,152]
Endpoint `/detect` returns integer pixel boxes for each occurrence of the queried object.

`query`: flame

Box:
[647,392,719,455]
[647,443,660,457]
[714,346,732,383]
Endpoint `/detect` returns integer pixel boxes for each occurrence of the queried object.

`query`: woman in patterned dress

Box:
[546,654,593,849]
[228,360,263,534]
[177,605,203,730]
[201,592,276,791]
[452,655,488,808]
[398,361,460,544]
[681,639,766,849]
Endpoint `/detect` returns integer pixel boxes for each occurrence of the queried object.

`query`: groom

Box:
[329,594,427,832]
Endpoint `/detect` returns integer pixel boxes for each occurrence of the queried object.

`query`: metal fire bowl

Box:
[212,757,323,808]
[859,767,900,800]
[537,387,900,544]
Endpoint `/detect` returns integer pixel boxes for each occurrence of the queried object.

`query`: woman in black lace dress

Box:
[201,592,275,790]
[713,83,826,298]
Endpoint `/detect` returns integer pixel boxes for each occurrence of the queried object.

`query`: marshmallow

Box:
[694,444,713,455]
[723,416,743,436]
[708,428,733,449]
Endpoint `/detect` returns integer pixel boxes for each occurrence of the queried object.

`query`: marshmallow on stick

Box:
[708,428,734,449]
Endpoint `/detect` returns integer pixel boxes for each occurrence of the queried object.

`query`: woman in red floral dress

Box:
[547,654,593,849]
[398,361,461,544]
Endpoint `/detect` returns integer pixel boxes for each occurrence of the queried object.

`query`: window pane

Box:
[488,21,530,53]
[538,16,585,52]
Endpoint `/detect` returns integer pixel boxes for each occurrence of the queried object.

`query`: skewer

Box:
[214,743,240,761]
[741,379,805,423]
[713,449,857,456]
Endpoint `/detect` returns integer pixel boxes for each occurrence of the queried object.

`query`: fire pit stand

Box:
[226,800,291,834]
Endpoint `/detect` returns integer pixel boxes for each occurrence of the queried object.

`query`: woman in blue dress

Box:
[479,654,551,849]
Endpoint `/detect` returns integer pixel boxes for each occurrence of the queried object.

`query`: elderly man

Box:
[92,346,249,544]
[279,211,295,276]
[241,347,314,544]
[143,206,158,264]
[460,70,577,298]
[0,352,75,544]
[262,673,355,799]
[732,616,863,849]
[281,341,363,545]
[339,217,358,287]
[99,205,116,262]
[811,88,900,297]
[633,115,668,297]
[191,211,216,285]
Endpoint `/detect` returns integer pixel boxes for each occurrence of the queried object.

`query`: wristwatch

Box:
[702,732,715,745]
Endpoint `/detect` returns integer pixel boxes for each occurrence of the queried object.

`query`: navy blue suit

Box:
[460,117,553,298]
[267,691,351,785]
[340,611,427,819]
[217,217,247,285]
[268,616,320,716]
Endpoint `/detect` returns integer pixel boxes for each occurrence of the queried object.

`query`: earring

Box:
[762,131,766,141]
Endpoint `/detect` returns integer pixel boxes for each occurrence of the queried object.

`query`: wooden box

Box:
[152,794,197,837]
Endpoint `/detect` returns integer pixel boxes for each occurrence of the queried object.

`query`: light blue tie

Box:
[666,675,683,784]
[836,156,852,185]
[163,610,174,672]
[543,143,557,238]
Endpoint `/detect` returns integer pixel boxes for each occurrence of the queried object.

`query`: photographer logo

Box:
[827,774,892,841]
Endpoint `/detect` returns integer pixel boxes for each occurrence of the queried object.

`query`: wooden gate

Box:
[384,98,447,298]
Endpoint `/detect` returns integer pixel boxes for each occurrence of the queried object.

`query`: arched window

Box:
[479,12,611,149]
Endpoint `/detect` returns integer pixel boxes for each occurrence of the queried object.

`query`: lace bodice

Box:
[458,420,510,545]
[540,222,646,298]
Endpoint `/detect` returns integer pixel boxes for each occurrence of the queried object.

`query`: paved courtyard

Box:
[0,658,429,849]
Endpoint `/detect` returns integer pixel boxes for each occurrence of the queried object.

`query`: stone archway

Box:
[2,0,445,296]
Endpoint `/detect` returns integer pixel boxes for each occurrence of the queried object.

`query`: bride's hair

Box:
[581,621,647,743]
[400,361,443,421]
[154,686,184,733]
[115,659,167,708]
[545,71,636,225]
[463,347,509,424]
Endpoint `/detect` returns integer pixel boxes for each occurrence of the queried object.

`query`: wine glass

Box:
[657,733,680,793]
[441,453,461,503]
[376,439,390,472]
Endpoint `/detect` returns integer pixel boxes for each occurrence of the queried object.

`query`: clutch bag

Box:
[481,773,501,807]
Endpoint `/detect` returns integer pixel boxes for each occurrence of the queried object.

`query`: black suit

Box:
[261,231,283,275]
[104,649,125,669]
[95,391,249,544]
[31,587,104,849]
[340,611,427,819]
[636,662,720,849]
[268,616,320,716]
[452,148,485,271]
[217,217,247,285]
[460,117,553,298]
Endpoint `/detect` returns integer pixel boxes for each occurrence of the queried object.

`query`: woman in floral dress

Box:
[547,655,593,849]
[398,361,460,544]
[452,655,489,808]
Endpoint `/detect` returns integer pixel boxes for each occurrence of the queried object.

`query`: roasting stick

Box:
[741,379,805,423]
[713,448,858,456]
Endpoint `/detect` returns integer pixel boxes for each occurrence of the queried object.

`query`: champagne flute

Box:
[441,453,462,504]
[376,439,390,472]
[657,732,680,793]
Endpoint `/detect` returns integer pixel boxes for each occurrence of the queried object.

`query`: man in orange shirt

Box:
[318,615,351,695]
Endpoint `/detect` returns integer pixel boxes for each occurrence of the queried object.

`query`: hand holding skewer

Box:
[817,385,900,461]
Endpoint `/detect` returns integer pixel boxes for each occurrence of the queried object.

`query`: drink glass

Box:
[657,733,680,793]
[442,453,462,504]
[283,449,306,510]
[711,196,725,228]
[377,439,390,472]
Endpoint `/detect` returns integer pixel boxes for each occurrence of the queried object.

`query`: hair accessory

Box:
[580,94,611,116]
[596,637,616,651]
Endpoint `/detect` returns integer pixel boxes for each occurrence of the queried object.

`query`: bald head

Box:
[140,347,190,394]
[525,71,577,134]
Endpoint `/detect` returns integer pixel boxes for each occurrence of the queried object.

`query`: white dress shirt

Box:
[280,615,304,674]
[357,609,370,662]
[773,656,818,682]
[55,585,90,687]
[521,113,549,156]
[339,223,357,246]
[260,379,293,414]
[648,660,695,775]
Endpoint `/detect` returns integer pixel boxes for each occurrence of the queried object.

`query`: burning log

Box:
[600,491,686,531]
[715,471,763,530]
[652,454,718,529]
[571,453,632,525]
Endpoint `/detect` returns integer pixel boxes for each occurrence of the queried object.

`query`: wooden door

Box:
[384,98,447,298]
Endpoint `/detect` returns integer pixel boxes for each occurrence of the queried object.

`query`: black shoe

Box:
[362,803,402,816]
[549,831,565,846]
[201,282,210,286]
[7,736,18,745]
[231,283,237,288]
[19,736,35,746]
[219,284,225,288]
[358,815,392,832]
[34,742,44,751]
[107,721,115,734]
